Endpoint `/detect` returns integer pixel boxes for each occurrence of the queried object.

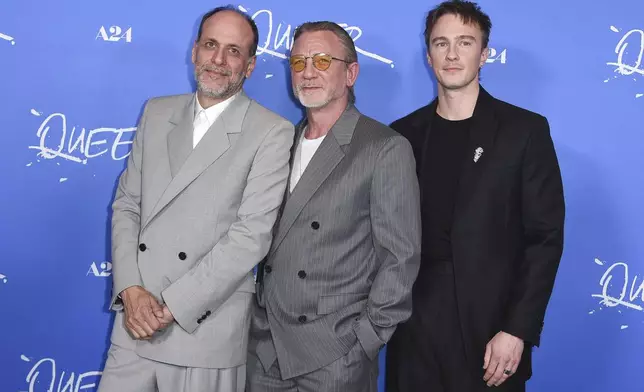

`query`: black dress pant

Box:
[385,261,526,392]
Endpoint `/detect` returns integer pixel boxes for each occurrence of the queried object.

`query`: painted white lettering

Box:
[239,5,394,67]
[27,110,136,165]
[607,27,644,76]
[23,355,102,392]
[0,31,16,45]
[592,259,644,311]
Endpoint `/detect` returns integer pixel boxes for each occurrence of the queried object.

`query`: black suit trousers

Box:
[385,261,526,392]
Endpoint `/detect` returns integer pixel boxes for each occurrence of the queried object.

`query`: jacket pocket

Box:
[317,293,369,315]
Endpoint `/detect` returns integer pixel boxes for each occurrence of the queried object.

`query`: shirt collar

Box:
[194,91,240,124]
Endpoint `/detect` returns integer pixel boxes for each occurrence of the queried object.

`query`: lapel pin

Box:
[473,147,484,163]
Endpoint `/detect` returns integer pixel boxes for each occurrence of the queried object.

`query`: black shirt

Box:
[421,114,471,263]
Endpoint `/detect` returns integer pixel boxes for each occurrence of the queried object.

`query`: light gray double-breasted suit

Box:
[97,91,294,392]
[247,104,422,391]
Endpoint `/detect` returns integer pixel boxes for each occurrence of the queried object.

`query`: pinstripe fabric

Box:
[249,104,422,385]
[246,338,378,392]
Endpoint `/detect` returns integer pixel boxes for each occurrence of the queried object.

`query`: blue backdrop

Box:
[1,1,643,391]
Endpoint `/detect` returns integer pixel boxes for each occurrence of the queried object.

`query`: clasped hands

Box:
[121,286,524,385]
[121,285,174,339]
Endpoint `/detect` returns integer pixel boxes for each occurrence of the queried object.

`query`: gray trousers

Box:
[246,340,378,392]
[97,343,245,392]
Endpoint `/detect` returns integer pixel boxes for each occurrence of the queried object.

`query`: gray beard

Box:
[195,69,246,99]
[294,85,332,108]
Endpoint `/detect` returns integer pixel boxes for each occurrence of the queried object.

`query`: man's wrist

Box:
[118,285,144,305]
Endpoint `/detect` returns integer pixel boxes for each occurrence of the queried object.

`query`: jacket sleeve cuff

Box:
[502,318,541,347]
[161,275,209,335]
[354,315,385,361]
[109,276,144,311]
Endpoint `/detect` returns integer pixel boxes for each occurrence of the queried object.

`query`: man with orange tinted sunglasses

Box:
[246,21,422,392]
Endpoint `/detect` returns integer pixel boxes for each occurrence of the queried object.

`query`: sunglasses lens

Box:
[289,54,335,72]
[313,55,332,71]
[290,57,306,72]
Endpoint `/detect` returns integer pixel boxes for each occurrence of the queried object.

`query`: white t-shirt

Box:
[290,128,326,192]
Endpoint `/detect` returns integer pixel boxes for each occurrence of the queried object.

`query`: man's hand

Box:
[121,286,164,339]
[483,331,524,387]
[157,305,175,329]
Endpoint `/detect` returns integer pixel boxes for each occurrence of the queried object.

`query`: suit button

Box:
[298,270,306,279]
[178,252,187,260]
[139,243,147,251]
[206,310,211,316]
[311,221,320,230]
[197,318,203,324]
[265,265,272,273]
[298,315,307,323]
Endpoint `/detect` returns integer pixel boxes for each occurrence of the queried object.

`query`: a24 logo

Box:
[486,48,507,64]
[87,262,112,277]
[96,26,132,43]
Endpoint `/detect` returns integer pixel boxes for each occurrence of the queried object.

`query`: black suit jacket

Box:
[390,86,565,379]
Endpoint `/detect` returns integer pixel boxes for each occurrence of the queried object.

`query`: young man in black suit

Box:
[385,1,565,391]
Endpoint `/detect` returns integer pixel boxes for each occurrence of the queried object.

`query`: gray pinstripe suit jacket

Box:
[250,104,422,379]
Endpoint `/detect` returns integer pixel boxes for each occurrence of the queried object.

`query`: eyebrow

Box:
[201,37,243,49]
[431,35,477,44]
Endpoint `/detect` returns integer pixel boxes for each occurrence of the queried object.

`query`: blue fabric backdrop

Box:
[1,1,643,391]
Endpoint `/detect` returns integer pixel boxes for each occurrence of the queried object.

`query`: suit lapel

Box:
[453,86,499,213]
[143,92,251,230]
[167,96,195,178]
[270,104,360,255]
[271,121,302,238]
[284,120,306,202]
[417,98,438,205]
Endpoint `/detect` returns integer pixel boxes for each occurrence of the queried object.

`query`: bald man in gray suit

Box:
[97,7,294,392]
[246,21,422,392]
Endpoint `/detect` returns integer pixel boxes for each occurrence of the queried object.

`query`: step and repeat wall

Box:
[1,0,643,391]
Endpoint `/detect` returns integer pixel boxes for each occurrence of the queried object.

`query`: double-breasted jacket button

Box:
[178,252,187,260]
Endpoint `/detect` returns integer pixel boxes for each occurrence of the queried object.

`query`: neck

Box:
[197,90,236,109]
[436,81,480,120]
[304,97,348,139]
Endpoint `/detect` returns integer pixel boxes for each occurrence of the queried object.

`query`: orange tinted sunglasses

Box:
[289,53,349,72]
